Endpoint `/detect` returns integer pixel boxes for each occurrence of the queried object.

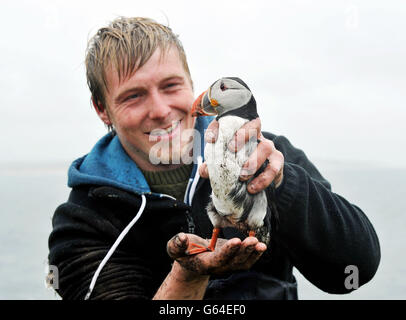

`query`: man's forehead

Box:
[104,46,187,90]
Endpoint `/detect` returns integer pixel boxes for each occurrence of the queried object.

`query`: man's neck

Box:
[138,161,187,172]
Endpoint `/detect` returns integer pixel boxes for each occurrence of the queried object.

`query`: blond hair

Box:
[85,17,192,109]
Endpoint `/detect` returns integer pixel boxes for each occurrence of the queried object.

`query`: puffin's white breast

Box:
[204,116,254,216]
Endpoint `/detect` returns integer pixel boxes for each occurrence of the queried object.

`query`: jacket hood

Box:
[68,116,214,199]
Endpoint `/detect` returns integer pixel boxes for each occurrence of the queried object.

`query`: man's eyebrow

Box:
[161,75,185,83]
[114,87,142,104]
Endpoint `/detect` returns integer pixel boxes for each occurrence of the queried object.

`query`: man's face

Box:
[98,47,196,171]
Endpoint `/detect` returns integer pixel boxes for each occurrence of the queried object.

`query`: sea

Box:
[0,160,404,300]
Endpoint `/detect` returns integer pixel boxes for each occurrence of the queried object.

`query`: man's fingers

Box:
[239,137,285,194]
[205,120,219,143]
[216,238,242,263]
[228,118,261,152]
[223,237,267,271]
[168,235,268,276]
[229,237,258,264]
[241,243,267,269]
[167,233,189,259]
[199,162,209,179]
[255,242,268,252]
[240,139,273,180]
[247,150,284,194]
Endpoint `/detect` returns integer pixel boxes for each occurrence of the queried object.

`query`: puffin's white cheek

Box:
[222,92,252,110]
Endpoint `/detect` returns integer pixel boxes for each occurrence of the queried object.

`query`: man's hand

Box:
[154,232,266,300]
[167,233,267,277]
[199,118,284,193]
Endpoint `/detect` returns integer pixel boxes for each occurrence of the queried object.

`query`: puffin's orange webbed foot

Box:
[186,228,221,255]
[187,242,212,255]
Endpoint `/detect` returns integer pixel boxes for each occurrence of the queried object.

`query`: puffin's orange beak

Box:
[191,90,219,117]
[191,91,208,117]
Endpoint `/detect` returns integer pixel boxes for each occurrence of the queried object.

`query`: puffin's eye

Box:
[220,82,227,91]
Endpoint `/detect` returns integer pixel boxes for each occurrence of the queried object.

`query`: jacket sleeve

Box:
[48,200,155,300]
[266,133,381,294]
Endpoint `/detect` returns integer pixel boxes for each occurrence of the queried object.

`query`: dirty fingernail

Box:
[175,237,181,246]
[175,234,183,246]
[260,244,267,251]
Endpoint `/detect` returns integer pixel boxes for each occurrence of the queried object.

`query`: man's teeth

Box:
[150,121,180,136]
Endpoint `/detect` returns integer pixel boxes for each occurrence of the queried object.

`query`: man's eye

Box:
[126,93,139,101]
[165,83,178,89]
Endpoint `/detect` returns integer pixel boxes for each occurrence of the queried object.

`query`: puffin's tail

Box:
[257,182,280,246]
[255,205,271,245]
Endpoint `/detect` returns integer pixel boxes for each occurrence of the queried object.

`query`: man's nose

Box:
[148,90,171,119]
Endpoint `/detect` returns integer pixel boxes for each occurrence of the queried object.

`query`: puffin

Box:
[189,77,272,255]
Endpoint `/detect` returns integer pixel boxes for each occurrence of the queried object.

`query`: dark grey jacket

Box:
[48,131,380,300]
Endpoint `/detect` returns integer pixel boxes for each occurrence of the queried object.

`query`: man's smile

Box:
[147,120,182,141]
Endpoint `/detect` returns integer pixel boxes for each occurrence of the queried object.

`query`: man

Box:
[48,17,380,300]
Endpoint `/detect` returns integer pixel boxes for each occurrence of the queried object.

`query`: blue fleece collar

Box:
[68,116,214,196]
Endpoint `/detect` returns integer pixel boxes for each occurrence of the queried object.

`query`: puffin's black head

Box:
[191,77,257,120]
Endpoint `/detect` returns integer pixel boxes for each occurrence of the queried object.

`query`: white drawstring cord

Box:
[188,156,203,205]
[183,178,193,204]
[84,194,147,300]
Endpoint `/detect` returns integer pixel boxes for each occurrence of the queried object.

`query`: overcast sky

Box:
[1,0,405,169]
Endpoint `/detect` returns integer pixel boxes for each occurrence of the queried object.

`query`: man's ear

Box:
[92,97,112,126]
